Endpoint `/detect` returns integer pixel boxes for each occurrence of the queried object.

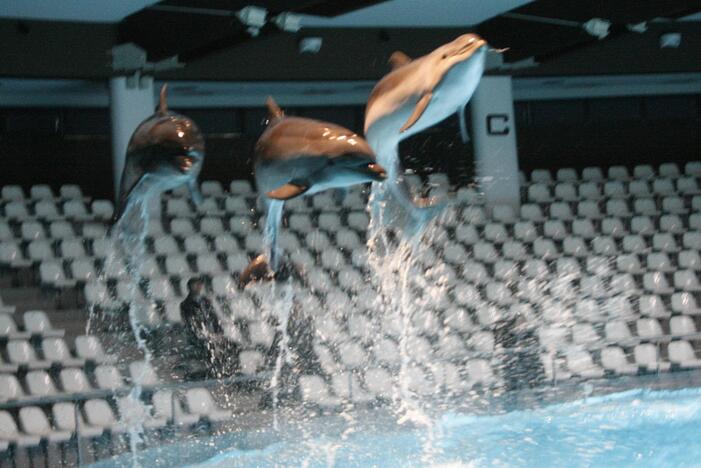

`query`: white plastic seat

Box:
[636,318,664,339]
[48,220,75,239]
[677,176,701,195]
[533,238,559,259]
[90,200,113,219]
[60,239,86,259]
[658,215,683,235]
[185,388,232,422]
[34,200,61,219]
[601,347,638,375]
[572,323,599,346]
[671,292,701,315]
[557,257,581,279]
[563,236,588,257]
[248,321,276,348]
[576,200,602,219]
[23,310,61,337]
[528,183,552,203]
[170,217,195,236]
[84,399,126,433]
[151,390,199,426]
[239,350,265,375]
[0,410,41,447]
[603,181,626,198]
[183,234,209,254]
[28,239,54,263]
[668,341,701,368]
[543,220,567,240]
[685,161,701,177]
[492,204,516,224]
[566,349,604,378]
[485,281,513,305]
[652,178,675,196]
[2,185,25,200]
[679,251,701,272]
[298,375,341,407]
[129,360,160,386]
[661,196,686,215]
[634,344,670,371]
[520,204,544,222]
[513,221,537,242]
[554,183,577,201]
[153,236,179,255]
[550,202,573,221]
[199,217,224,237]
[25,370,57,396]
[670,316,696,336]
[462,206,487,225]
[0,374,24,401]
[455,224,479,244]
[606,199,631,217]
[599,218,625,239]
[338,341,368,369]
[646,252,673,272]
[581,166,603,181]
[94,365,124,390]
[629,180,651,197]
[63,199,90,219]
[674,270,701,292]
[59,368,92,393]
[530,169,552,184]
[643,272,673,294]
[20,221,45,241]
[40,261,76,288]
[483,223,508,243]
[622,235,647,254]
[605,321,633,342]
[43,337,83,367]
[578,182,602,200]
[196,254,222,276]
[632,198,658,217]
[652,233,678,253]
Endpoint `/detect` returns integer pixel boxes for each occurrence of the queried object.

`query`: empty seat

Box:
[298,375,341,407]
[571,219,595,239]
[472,242,498,263]
[630,216,655,236]
[42,337,83,367]
[679,250,701,271]
[170,218,195,235]
[670,316,697,336]
[605,321,632,342]
[520,204,544,222]
[185,388,232,422]
[677,176,700,195]
[513,221,537,242]
[578,182,602,200]
[622,235,647,254]
[668,341,701,368]
[634,344,670,371]
[533,238,559,259]
[455,224,479,244]
[660,215,684,234]
[25,370,57,396]
[531,169,552,184]
[591,236,618,256]
[671,292,701,315]
[616,254,644,274]
[83,399,126,433]
[653,178,676,196]
[554,183,577,201]
[0,375,25,401]
[601,347,638,375]
[94,365,124,390]
[601,218,627,239]
[563,237,588,257]
[639,295,669,318]
[239,350,265,375]
[572,323,599,346]
[462,206,487,225]
[629,180,651,197]
[129,360,160,386]
[248,321,276,348]
[483,223,508,243]
[603,180,626,198]
[34,200,61,219]
[183,234,209,254]
[674,270,701,292]
[0,410,41,447]
[59,368,92,393]
[577,201,602,219]
[566,349,604,378]
[543,220,567,240]
[8,340,50,369]
[606,199,631,217]
[91,200,114,219]
[636,318,664,339]
[550,202,573,221]
[528,183,552,203]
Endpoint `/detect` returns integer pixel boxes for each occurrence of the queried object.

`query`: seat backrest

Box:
[129,360,160,386]
[84,399,115,427]
[670,316,696,336]
[26,370,57,396]
[0,374,24,400]
[186,388,216,415]
[60,368,92,393]
[94,365,124,390]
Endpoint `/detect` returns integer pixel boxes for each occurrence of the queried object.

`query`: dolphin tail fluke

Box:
[187,178,204,206]
[265,96,284,120]
[159,83,169,114]
[266,181,309,200]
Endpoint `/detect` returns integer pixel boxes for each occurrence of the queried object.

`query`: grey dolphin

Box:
[364,33,488,228]
[241,97,386,284]
[113,84,205,223]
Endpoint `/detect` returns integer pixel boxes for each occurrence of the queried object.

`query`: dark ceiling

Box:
[0,0,700,81]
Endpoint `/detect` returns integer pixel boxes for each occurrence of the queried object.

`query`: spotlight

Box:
[583,18,611,40]
[237,6,267,37]
[299,37,323,54]
[274,13,301,33]
[660,32,682,48]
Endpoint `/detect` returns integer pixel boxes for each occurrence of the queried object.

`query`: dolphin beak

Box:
[368,163,387,181]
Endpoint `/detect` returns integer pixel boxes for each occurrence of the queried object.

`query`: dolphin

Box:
[364,33,488,229]
[113,84,205,223]
[242,96,386,283]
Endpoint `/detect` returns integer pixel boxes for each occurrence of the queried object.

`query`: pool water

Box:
[97,386,701,467]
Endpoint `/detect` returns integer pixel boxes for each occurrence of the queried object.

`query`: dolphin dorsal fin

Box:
[158,83,169,114]
[266,96,284,121]
[389,51,412,70]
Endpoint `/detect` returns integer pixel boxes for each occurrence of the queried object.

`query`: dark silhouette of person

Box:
[180,277,237,377]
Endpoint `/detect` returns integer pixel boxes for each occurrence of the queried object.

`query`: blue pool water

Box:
[195,387,701,468]
[96,386,701,467]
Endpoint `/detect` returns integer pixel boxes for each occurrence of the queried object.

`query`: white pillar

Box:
[470,75,520,212]
[109,75,155,202]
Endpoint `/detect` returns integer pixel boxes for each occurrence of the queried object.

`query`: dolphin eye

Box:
[442,54,448,59]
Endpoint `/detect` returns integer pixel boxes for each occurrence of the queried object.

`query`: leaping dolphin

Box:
[364,33,488,229]
[241,97,386,284]
[113,84,205,223]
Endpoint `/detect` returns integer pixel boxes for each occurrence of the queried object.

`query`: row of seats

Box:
[523,162,701,185]
[0,310,64,339]
[0,386,231,451]
[0,200,114,221]
[527,179,701,203]
[1,185,85,202]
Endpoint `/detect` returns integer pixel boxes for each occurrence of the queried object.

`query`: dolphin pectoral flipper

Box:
[266,180,309,200]
[389,51,412,70]
[400,93,433,133]
[187,178,204,205]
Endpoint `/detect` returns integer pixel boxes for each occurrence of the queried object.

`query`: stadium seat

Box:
[129,360,160,386]
[668,341,701,368]
[228,215,254,236]
[185,388,232,422]
[170,218,195,236]
[42,337,83,367]
[605,321,633,342]
[638,295,669,318]
[677,176,701,195]
[685,161,701,177]
[83,399,126,433]
[40,261,76,288]
[463,206,487,225]
[563,237,588,257]
[52,402,103,438]
[25,370,57,396]
[616,254,644,274]
[659,215,684,234]
[577,201,602,219]
[528,183,552,203]
[71,258,97,282]
[0,410,41,448]
[578,182,602,200]
[601,218,627,239]
[91,200,114,220]
[636,318,664,339]
[213,234,238,253]
[239,350,265,375]
[630,216,655,236]
[674,270,701,292]
[670,316,697,336]
[299,375,341,407]
[0,375,25,401]
[566,349,604,378]
[94,365,125,390]
[601,347,638,375]
[245,232,264,253]
[543,220,566,240]
[603,180,626,198]
[550,202,574,221]
[582,167,603,182]
[653,178,675,196]
[153,236,179,255]
[683,232,701,250]
[629,180,651,197]
[34,200,61,219]
[652,233,679,253]
[483,223,508,243]
[671,292,701,315]
[606,199,631,217]
[63,199,90,219]
[59,368,93,393]
[532,238,559,259]
[659,162,680,178]
[184,234,209,254]
[248,321,276,348]
[531,169,552,184]
[634,344,670,371]
[622,235,647,254]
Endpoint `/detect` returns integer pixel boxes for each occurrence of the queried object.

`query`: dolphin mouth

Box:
[454,38,487,58]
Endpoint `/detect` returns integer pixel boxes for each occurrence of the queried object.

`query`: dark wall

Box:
[1,93,700,200]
